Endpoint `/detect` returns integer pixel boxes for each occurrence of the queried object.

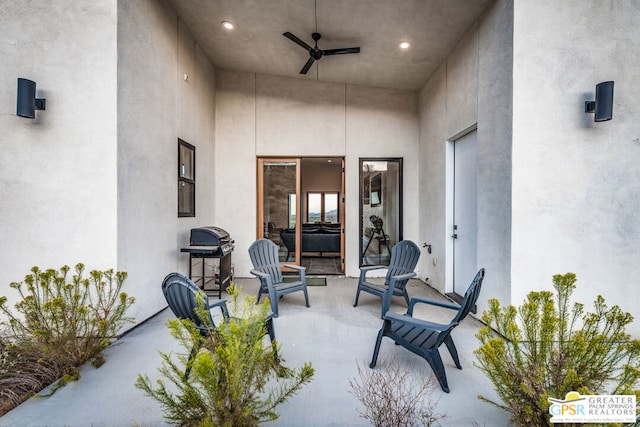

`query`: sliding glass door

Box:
[258,157,345,273]
[257,158,301,265]
[359,158,403,266]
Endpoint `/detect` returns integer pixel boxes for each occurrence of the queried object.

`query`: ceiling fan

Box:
[283,31,360,74]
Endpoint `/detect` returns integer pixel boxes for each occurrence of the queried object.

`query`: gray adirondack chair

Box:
[162,272,276,377]
[248,238,310,317]
[370,268,485,393]
[354,240,421,318]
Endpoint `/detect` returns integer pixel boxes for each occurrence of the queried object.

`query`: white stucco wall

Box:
[117,0,217,325]
[476,0,514,311]
[512,0,640,336]
[418,64,448,290]
[215,70,419,278]
[0,2,118,296]
[0,0,217,327]
[345,85,420,277]
[417,0,513,318]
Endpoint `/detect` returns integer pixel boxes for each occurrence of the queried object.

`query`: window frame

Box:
[178,139,196,217]
[306,191,339,223]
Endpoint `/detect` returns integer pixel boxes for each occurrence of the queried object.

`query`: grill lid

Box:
[189,226,232,246]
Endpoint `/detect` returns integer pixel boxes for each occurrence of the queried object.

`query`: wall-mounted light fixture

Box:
[17,78,46,119]
[585,81,614,122]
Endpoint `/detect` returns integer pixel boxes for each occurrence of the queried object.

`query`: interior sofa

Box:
[280,223,341,258]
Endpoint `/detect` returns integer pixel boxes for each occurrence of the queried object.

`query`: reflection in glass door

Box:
[359,158,403,266]
[257,159,301,265]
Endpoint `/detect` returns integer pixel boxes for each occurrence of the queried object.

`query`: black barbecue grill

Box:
[181,226,234,298]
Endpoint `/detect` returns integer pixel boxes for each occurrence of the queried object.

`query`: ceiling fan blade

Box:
[323,47,360,56]
[300,57,315,74]
[283,32,312,51]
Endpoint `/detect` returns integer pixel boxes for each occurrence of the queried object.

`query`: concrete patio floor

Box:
[1,276,512,426]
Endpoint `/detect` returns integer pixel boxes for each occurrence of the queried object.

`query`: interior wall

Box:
[301,160,342,192]
[301,159,342,223]
[117,0,217,325]
[417,0,513,314]
[215,71,419,277]
[512,0,640,335]
[0,2,118,299]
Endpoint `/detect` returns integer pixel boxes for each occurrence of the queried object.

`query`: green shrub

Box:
[0,263,135,411]
[475,272,640,427]
[135,284,314,427]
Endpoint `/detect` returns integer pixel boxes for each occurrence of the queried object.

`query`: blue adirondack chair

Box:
[370,268,485,393]
[353,240,421,318]
[248,238,310,317]
[162,272,276,377]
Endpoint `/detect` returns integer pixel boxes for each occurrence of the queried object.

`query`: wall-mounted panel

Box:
[417,64,448,290]
[256,74,346,156]
[346,85,419,277]
[446,22,479,138]
[214,70,257,272]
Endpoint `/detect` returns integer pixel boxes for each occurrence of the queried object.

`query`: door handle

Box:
[452,225,458,239]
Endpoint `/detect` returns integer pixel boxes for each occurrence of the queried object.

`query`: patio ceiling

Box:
[166,0,494,91]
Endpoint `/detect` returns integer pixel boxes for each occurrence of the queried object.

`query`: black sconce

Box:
[584,81,614,122]
[17,78,46,119]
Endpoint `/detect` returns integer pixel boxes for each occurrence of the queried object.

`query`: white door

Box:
[453,131,478,294]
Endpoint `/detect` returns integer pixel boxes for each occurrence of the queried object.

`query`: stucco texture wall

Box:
[0,2,118,295]
[215,71,419,277]
[117,0,217,325]
[417,0,513,316]
[512,0,640,335]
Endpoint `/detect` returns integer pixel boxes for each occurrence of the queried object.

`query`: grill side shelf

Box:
[181,246,220,255]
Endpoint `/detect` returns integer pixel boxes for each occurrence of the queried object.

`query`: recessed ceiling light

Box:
[221,21,234,30]
[399,41,410,49]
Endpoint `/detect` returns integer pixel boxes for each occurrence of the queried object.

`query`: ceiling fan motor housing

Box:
[310,33,323,59]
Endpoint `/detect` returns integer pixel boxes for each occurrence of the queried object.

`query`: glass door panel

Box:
[288,193,297,228]
[258,159,301,266]
[340,158,345,273]
[359,158,403,266]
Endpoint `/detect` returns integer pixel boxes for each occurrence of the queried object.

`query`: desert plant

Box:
[0,335,60,414]
[135,284,314,427]
[0,263,135,410]
[1,264,134,369]
[475,272,640,427]
[349,357,445,427]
